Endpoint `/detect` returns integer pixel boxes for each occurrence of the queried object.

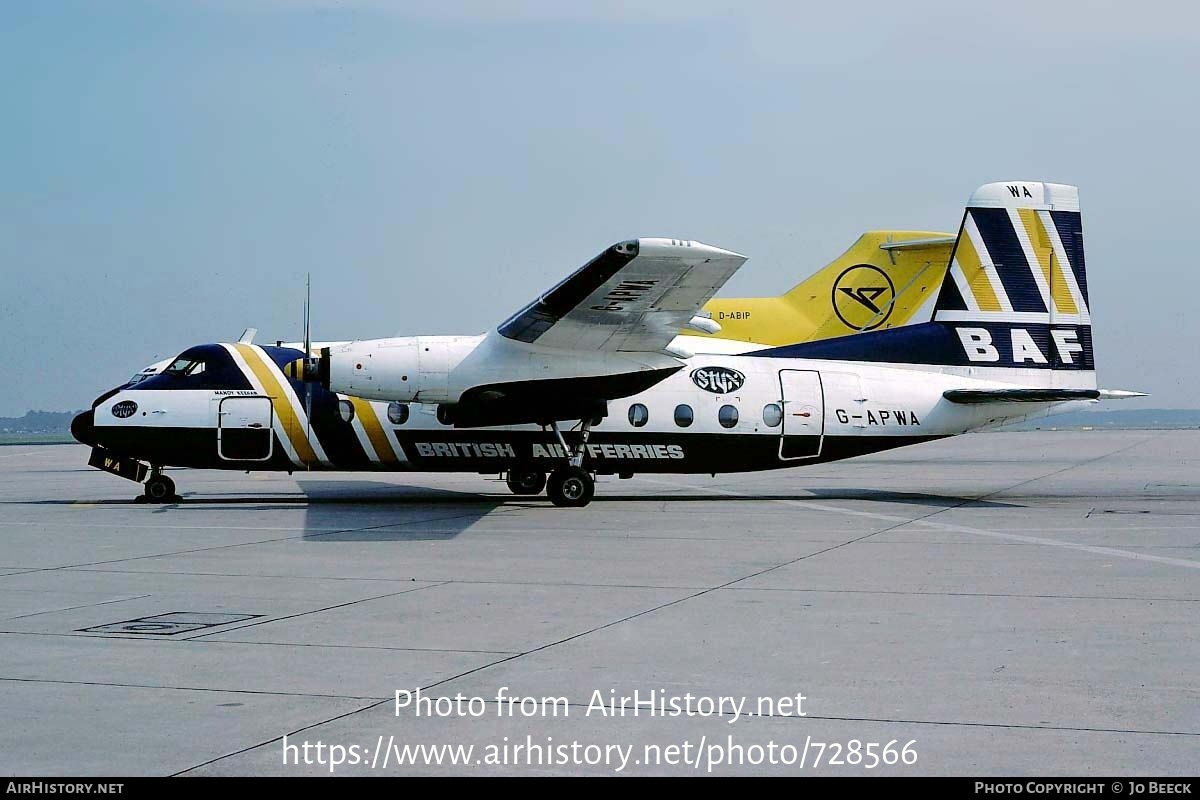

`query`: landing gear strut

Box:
[546,419,596,508]
[505,469,546,496]
[143,471,176,503]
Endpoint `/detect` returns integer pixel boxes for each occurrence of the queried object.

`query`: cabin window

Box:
[762,403,782,427]
[628,403,648,427]
[718,404,739,429]
[387,402,409,425]
[338,399,355,423]
[673,404,694,428]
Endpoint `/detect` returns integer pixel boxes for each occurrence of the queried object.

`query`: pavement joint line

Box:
[5,569,1199,601]
[179,581,450,640]
[37,567,729,591]
[723,586,1200,602]
[0,630,518,655]
[2,594,154,621]
[0,509,497,580]
[0,675,387,701]
[172,500,969,774]
[389,698,1200,739]
[47,568,767,591]
[175,680,1200,778]
[648,436,1200,571]
[185,639,520,655]
[171,699,401,776]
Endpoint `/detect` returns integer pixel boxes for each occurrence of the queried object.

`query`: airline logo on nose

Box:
[833,265,895,331]
[111,400,138,419]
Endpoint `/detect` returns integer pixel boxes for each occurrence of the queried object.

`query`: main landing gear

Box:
[505,469,546,496]
[547,466,593,508]
[142,471,177,503]
[544,418,597,508]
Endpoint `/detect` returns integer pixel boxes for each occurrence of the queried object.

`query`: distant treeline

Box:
[0,410,82,434]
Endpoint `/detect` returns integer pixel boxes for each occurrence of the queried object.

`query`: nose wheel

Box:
[143,473,177,503]
[547,466,594,508]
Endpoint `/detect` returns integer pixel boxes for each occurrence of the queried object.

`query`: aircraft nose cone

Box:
[71,409,96,446]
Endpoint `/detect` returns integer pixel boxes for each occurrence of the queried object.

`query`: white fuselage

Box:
[87,341,1087,475]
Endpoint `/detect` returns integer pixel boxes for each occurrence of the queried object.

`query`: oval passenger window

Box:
[762,403,782,428]
[674,404,694,428]
[628,403,648,427]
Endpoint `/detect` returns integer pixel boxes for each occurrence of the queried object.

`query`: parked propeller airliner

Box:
[72,182,1140,506]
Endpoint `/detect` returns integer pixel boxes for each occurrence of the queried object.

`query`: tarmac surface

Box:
[0,431,1197,776]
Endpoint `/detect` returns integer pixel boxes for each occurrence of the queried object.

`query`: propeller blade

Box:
[303,273,311,359]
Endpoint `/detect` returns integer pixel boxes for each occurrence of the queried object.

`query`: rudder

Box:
[933,181,1093,375]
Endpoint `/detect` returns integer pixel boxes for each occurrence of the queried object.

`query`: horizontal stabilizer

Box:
[943,388,1100,404]
[878,236,956,251]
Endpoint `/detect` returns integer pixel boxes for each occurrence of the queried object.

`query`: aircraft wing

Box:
[497,238,747,353]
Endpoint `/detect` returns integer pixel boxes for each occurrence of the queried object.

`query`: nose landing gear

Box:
[142,472,177,503]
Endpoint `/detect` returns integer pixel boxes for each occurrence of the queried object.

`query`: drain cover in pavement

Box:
[79,612,261,636]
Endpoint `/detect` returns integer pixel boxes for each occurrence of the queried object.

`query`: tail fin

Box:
[698,230,954,346]
[933,181,1093,381]
[753,182,1096,388]
[936,182,1090,327]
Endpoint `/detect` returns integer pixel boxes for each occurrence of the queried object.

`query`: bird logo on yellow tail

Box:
[832,264,896,331]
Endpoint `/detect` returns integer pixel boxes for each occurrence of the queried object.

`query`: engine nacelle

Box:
[323,336,480,403]
[321,331,684,425]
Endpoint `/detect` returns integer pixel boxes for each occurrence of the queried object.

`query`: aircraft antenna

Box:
[304,274,313,472]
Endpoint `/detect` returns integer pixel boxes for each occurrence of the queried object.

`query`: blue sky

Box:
[2,1,1198,414]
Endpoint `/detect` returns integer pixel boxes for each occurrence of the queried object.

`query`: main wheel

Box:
[505,469,547,496]
[547,467,594,508]
[144,474,176,503]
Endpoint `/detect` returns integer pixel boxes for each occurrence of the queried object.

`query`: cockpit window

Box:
[126,345,253,392]
[125,371,156,386]
[164,358,206,376]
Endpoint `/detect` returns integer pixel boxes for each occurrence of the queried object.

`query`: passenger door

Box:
[779,370,824,460]
[218,396,274,461]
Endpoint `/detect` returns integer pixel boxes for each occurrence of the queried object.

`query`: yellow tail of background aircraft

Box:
[698,230,955,346]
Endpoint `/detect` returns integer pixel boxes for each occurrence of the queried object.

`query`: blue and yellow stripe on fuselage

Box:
[223,343,406,471]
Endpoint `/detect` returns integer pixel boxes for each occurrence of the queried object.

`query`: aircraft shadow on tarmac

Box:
[143,481,517,542]
[289,483,1021,541]
[10,480,1022,542]
[15,482,1022,512]
[175,484,1019,511]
